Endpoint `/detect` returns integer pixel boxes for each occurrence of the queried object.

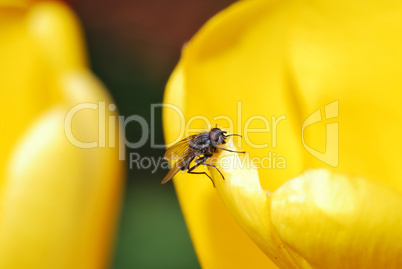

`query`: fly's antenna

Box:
[215,146,246,154]
[224,134,242,138]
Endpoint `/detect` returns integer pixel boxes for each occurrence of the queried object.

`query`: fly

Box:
[161,127,245,187]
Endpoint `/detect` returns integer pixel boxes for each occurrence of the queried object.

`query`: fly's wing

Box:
[162,133,204,184]
[161,150,193,184]
[161,162,182,184]
[164,135,196,163]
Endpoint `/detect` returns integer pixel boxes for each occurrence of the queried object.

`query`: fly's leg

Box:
[195,155,225,180]
[214,145,246,154]
[187,155,225,187]
[198,162,225,180]
[187,156,215,187]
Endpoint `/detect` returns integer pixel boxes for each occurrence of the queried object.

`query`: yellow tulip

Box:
[0,1,123,269]
[163,0,402,268]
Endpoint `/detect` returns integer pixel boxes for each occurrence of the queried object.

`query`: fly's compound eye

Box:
[210,129,224,144]
[210,130,220,142]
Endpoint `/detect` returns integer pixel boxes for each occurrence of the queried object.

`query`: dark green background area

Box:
[70,1,234,268]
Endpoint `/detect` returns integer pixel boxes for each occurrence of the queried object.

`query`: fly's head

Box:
[209,128,227,146]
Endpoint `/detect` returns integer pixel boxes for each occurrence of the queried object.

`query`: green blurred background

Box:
[69,1,235,268]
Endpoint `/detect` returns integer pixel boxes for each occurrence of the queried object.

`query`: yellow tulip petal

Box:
[171,171,277,268]
[0,2,123,268]
[0,8,47,178]
[0,1,87,183]
[164,0,402,267]
[27,1,87,72]
[210,140,310,269]
[0,72,123,268]
[163,1,308,266]
[0,1,32,8]
[1,108,122,269]
[1,109,91,268]
[271,169,402,269]
[180,0,307,191]
[164,1,310,265]
[285,0,402,192]
[164,56,276,268]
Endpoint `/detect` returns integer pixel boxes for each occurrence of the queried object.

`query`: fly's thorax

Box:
[189,132,211,150]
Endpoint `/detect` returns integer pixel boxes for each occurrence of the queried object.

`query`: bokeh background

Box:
[69,0,235,268]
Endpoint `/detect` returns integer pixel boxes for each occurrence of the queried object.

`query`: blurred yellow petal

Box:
[0,8,47,175]
[27,1,87,71]
[0,1,27,8]
[1,106,121,269]
[0,1,123,268]
[271,169,402,269]
[0,0,86,179]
